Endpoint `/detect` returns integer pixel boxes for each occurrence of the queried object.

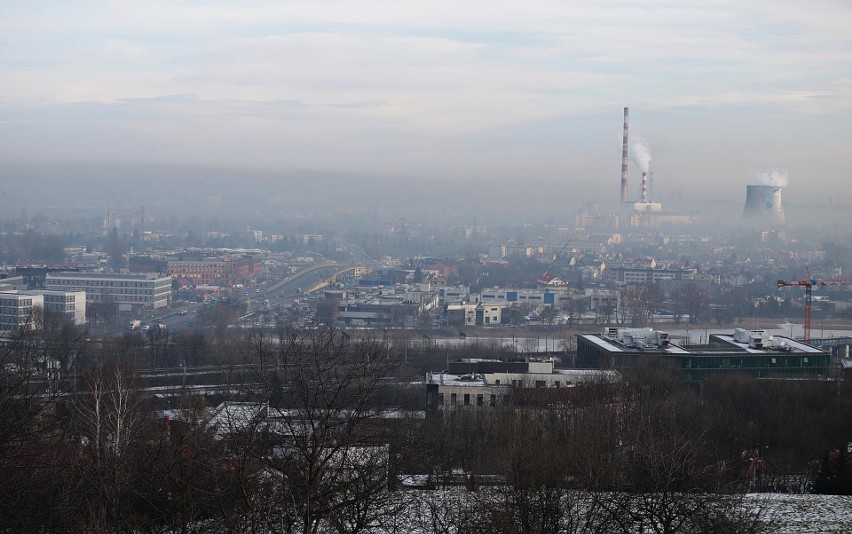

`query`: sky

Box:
[1,0,851,216]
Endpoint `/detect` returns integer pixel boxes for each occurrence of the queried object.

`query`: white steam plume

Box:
[630,141,652,173]
[753,169,789,188]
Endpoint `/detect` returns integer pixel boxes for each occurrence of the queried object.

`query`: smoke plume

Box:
[753,169,789,188]
[630,141,652,173]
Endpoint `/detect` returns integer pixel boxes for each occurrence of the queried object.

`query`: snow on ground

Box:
[747,493,852,533]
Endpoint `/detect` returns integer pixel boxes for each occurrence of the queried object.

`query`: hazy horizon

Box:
[2,1,851,225]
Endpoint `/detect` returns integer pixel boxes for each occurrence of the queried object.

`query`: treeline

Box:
[0,230,67,264]
[1,326,850,532]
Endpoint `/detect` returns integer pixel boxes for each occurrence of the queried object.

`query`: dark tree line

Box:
[2,322,850,532]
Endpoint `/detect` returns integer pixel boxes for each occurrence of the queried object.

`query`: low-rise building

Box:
[446,303,508,326]
[45,272,172,310]
[479,288,566,307]
[606,260,696,285]
[425,357,621,413]
[438,285,470,306]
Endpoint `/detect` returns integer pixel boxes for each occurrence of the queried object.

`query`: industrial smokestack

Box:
[641,171,648,202]
[621,107,629,203]
[743,185,785,225]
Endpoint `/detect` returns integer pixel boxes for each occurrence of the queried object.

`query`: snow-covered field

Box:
[751,493,852,533]
[386,490,852,533]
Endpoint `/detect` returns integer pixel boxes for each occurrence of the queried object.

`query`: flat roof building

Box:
[165,254,259,287]
[577,327,831,381]
[0,292,42,332]
[38,290,86,326]
[1,288,87,330]
[45,272,172,310]
[425,357,621,413]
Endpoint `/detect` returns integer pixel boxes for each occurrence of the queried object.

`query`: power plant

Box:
[609,107,690,229]
[606,108,787,230]
[576,107,693,232]
[743,184,785,225]
[621,107,629,203]
[619,107,659,212]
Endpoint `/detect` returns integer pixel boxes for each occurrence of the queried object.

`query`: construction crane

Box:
[776,277,822,343]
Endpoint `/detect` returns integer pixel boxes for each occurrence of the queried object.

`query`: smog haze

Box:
[1,1,851,226]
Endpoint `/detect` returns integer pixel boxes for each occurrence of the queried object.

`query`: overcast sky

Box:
[1,0,851,211]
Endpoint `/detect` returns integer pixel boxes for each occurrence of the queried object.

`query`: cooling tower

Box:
[743,185,785,225]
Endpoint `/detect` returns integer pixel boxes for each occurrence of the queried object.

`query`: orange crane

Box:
[776,277,822,343]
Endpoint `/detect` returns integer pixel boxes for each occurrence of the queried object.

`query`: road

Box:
[110,263,343,337]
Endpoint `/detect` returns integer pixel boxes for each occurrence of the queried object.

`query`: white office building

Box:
[40,290,87,325]
[0,290,87,328]
[0,292,43,331]
[45,272,172,310]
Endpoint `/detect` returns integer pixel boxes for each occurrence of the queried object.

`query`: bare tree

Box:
[61,352,154,531]
[571,390,771,534]
[132,395,226,532]
[540,306,558,325]
[488,410,590,533]
[236,328,402,533]
[672,284,710,325]
[0,308,81,530]
[146,325,173,368]
[74,357,145,460]
[564,295,586,326]
[596,293,617,325]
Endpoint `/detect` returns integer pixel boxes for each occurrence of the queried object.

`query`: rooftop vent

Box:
[734,328,767,349]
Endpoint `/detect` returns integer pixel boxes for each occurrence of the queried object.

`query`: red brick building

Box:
[166,255,259,287]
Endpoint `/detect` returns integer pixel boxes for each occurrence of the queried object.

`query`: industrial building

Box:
[438,285,470,306]
[425,358,621,413]
[479,288,566,307]
[45,272,172,310]
[577,327,830,381]
[323,284,438,328]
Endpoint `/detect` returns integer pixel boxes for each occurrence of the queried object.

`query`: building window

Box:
[450,393,457,406]
[463,394,470,406]
[476,394,483,406]
[489,394,497,406]
[437,393,444,405]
